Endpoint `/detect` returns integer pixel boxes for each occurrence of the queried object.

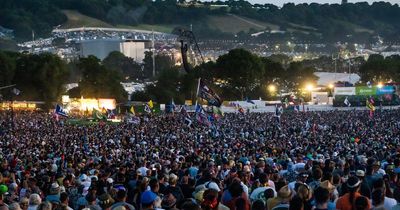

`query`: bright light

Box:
[268,84,276,93]
[328,84,334,89]
[377,82,383,88]
[305,84,314,91]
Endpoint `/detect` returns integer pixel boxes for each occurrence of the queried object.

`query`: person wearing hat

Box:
[355,170,371,199]
[318,180,337,210]
[140,190,158,210]
[267,185,292,210]
[110,190,135,210]
[166,174,184,207]
[0,185,9,209]
[45,183,60,204]
[98,193,115,210]
[288,171,308,192]
[336,176,371,210]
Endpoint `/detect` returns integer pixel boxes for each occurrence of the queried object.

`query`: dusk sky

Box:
[202,0,400,7]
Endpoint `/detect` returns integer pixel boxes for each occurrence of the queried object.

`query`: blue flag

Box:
[55,104,68,117]
[246,98,255,104]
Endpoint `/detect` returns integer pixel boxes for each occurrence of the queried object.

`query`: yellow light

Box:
[306,84,314,91]
[328,84,334,89]
[268,84,276,93]
[377,82,383,88]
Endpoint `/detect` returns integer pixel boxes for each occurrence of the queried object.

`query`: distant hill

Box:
[0,0,399,42]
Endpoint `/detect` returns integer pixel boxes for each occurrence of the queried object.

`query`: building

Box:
[120,40,151,63]
[79,39,150,61]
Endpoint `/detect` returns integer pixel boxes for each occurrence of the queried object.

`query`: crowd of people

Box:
[0,108,400,210]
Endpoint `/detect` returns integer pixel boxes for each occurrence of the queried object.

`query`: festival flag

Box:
[195,105,210,126]
[107,109,116,119]
[344,97,351,107]
[212,106,224,117]
[148,100,154,109]
[129,106,136,115]
[275,104,283,124]
[246,98,255,104]
[284,98,289,108]
[92,109,106,120]
[366,98,375,118]
[144,104,151,113]
[55,104,68,117]
[181,105,192,127]
[171,98,176,113]
[238,106,245,114]
[198,79,222,107]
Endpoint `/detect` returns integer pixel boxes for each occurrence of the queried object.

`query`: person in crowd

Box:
[336,176,371,210]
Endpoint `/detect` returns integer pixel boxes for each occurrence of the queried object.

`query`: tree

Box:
[282,62,318,93]
[143,51,175,79]
[216,49,264,99]
[12,53,69,108]
[103,51,143,81]
[146,67,183,103]
[0,51,16,86]
[78,56,127,102]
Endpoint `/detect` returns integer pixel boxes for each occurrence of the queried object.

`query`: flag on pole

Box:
[246,98,255,104]
[344,97,351,107]
[366,99,375,111]
[212,106,224,118]
[275,104,283,124]
[195,105,210,126]
[366,98,375,118]
[55,104,68,117]
[148,100,154,109]
[198,79,222,107]
[129,106,135,115]
[107,109,116,119]
[144,104,151,113]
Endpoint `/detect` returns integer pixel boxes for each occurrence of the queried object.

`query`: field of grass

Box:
[117,24,176,34]
[61,10,113,28]
[207,14,279,34]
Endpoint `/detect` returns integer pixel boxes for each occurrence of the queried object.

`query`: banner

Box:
[376,86,395,95]
[334,87,356,96]
[356,86,377,95]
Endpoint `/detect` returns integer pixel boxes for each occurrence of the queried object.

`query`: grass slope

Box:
[61,10,113,28]
[207,14,279,34]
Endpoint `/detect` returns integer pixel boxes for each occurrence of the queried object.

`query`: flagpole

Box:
[194,78,201,108]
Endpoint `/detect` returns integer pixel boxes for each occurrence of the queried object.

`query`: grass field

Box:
[116,24,176,33]
[207,14,279,33]
[61,10,113,28]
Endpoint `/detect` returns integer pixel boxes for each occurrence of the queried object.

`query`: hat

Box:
[106,178,114,184]
[50,183,60,195]
[162,193,177,209]
[347,176,361,189]
[204,181,221,192]
[141,190,157,205]
[0,185,8,195]
[98,193,115,209]
[320,180,335,193]
[278,185,292,199]
[356,170,365,177]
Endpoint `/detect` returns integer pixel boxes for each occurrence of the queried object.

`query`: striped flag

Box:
[344,97,351,107]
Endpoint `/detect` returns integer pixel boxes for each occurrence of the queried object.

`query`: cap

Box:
[141,190,157,205]
[0,185,8,195]
[98,193,115,209]
[356,170,365,177]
